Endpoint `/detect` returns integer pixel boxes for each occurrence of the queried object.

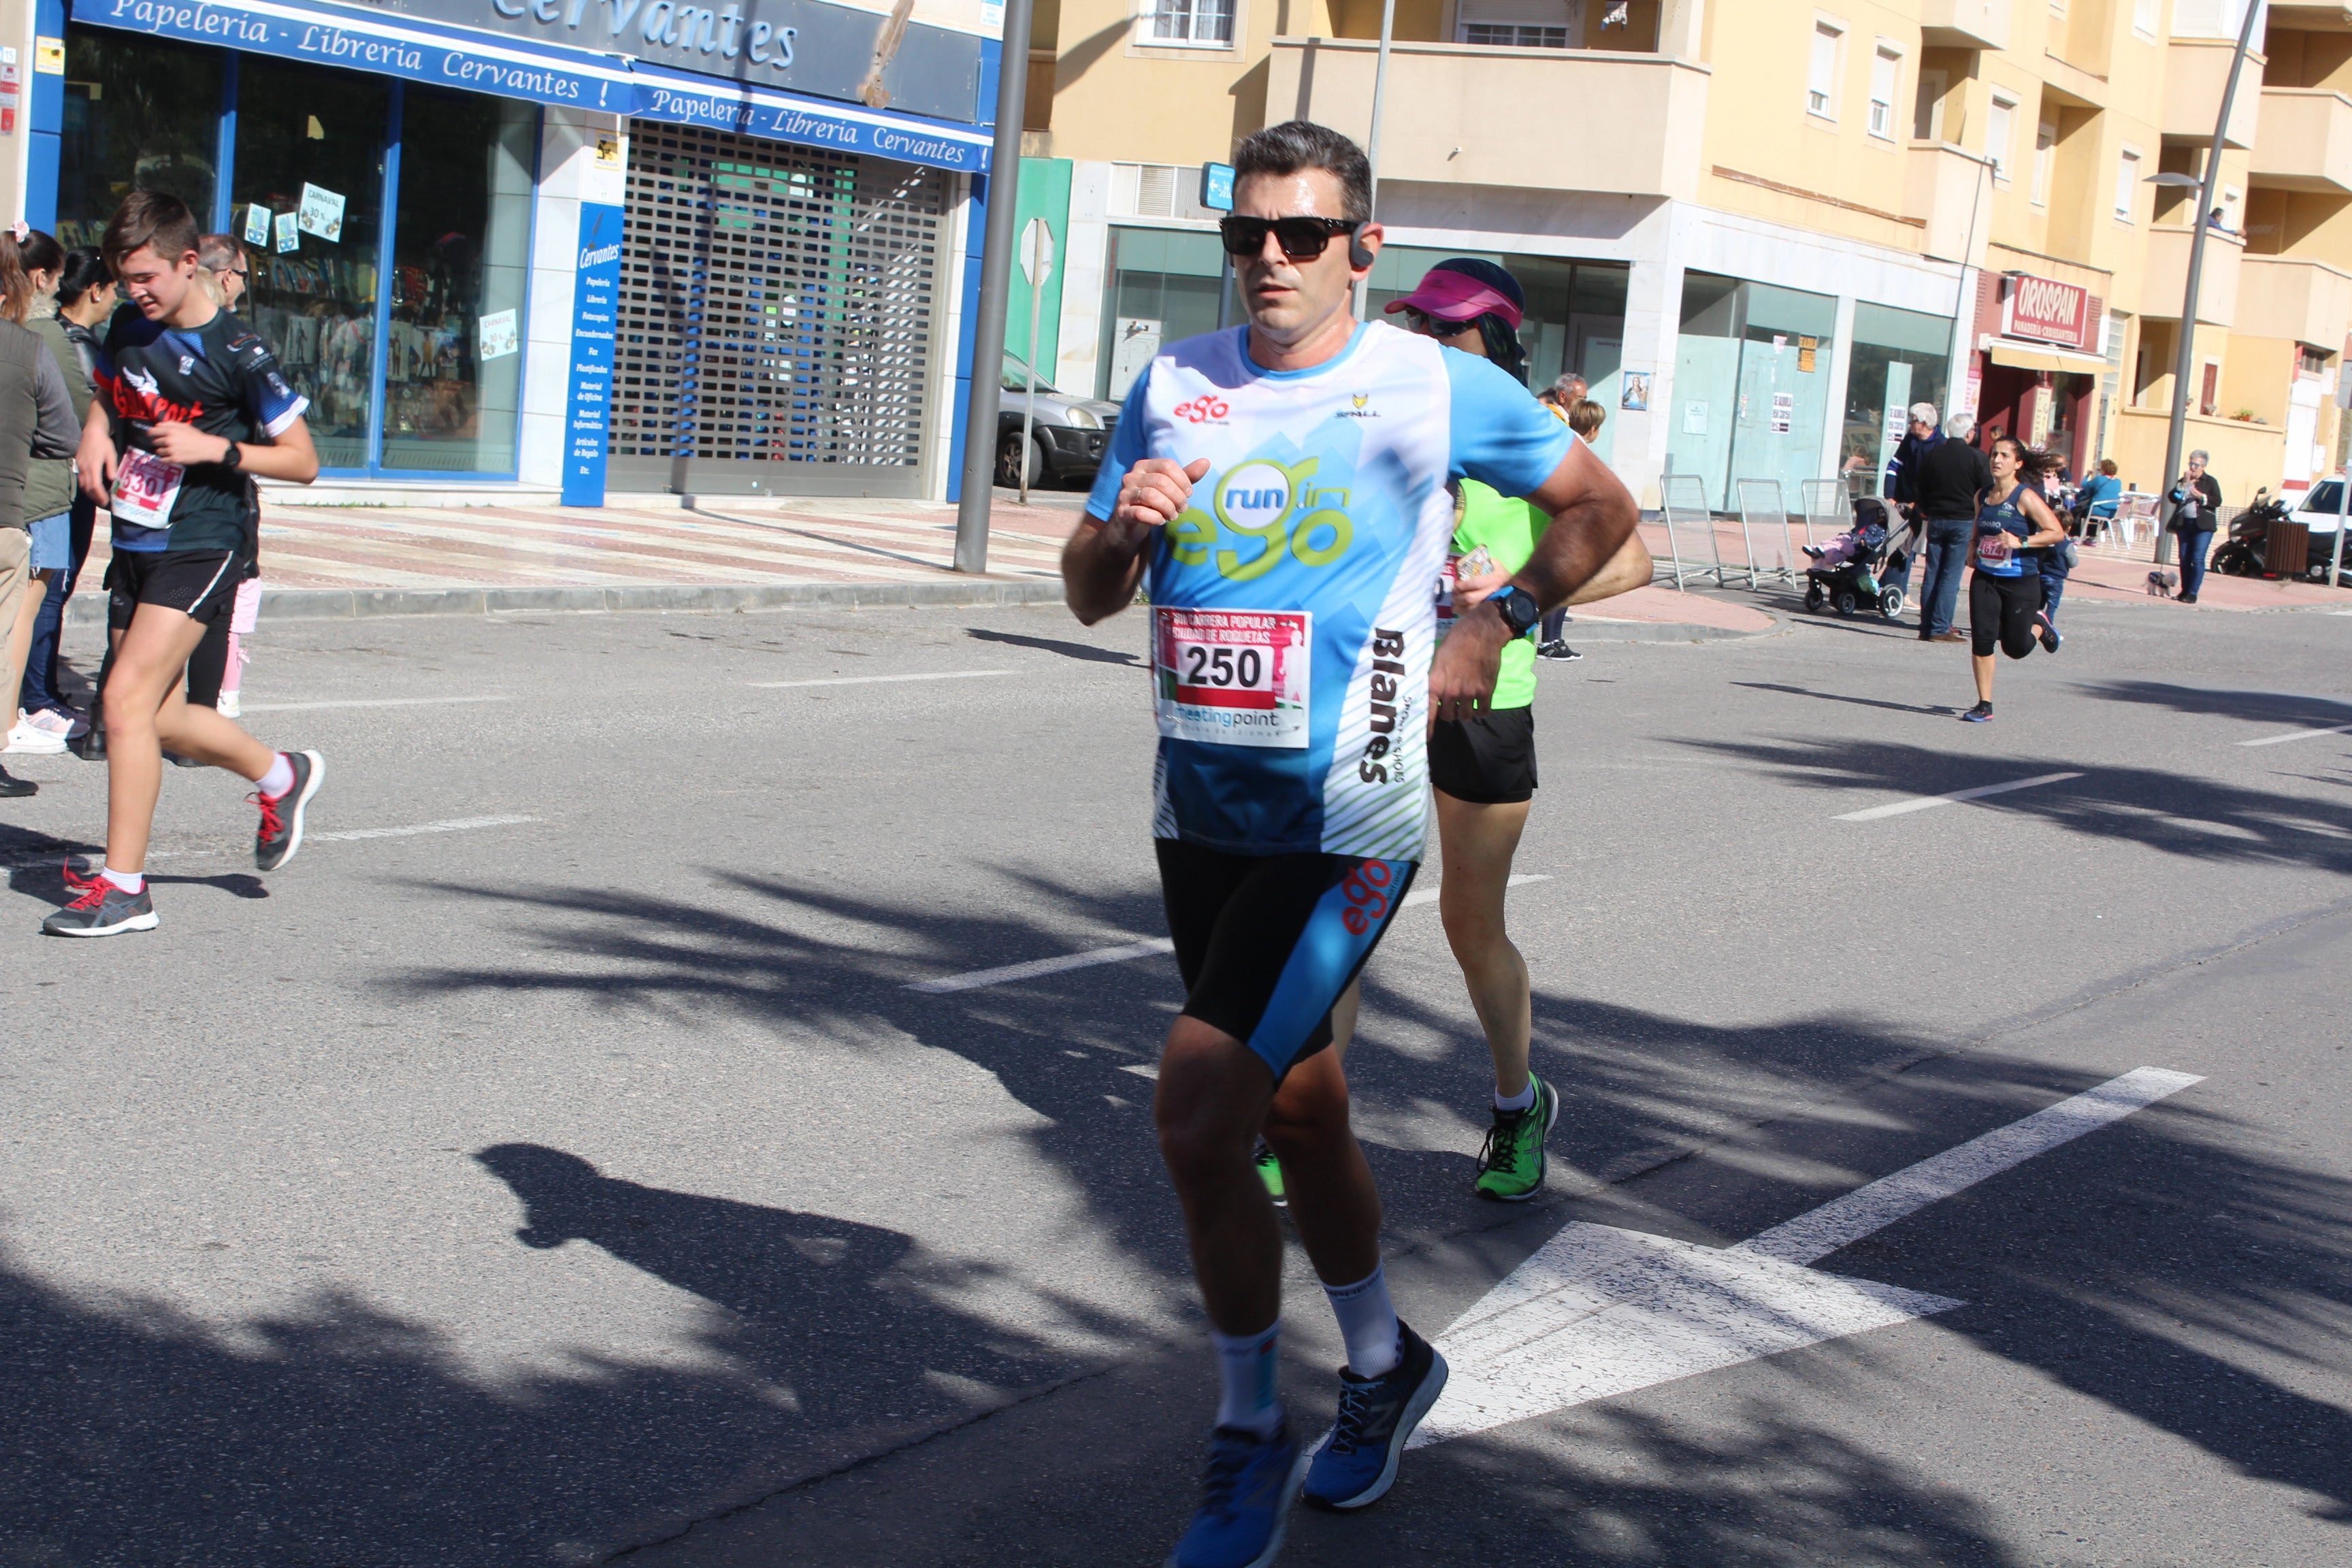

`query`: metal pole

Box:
[1021,226,1043,506]
[952,0,1035,575]
[1352,0,1396,321]
[2156,0,2261,568]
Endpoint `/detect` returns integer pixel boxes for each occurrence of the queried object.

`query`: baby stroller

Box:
[1801,496,1910,621]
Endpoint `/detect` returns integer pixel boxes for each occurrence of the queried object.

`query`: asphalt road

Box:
[0,586,2347,1567]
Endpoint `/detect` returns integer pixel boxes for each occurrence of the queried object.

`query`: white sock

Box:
[256,753,295,800]
[101,866,144,894]
[1322,1265,1401,1378]
[1209,1323,1283,1436]
[1494,1080,1536,1113]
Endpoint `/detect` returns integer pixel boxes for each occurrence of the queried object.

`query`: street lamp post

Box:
[953,0,1036,576]
[2146,0,2264,568]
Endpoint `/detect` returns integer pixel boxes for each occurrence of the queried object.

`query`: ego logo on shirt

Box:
[1338,860,1397,936]
[1166,455,1356,583]
[1173,396,1230,424]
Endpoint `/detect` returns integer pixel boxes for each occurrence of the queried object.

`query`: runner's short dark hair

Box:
[1232,121,1372,221]
[102,191,201,272]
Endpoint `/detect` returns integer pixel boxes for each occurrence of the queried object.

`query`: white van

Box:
[2289,475,2351,584]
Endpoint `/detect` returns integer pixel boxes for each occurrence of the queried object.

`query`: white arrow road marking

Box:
[1410,1066,2202,1449]
[903,877,1550,993]
[1836,772,2084,821]
[2238,721,2352,747]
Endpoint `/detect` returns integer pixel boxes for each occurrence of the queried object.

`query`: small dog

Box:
[2146,569,2178,599]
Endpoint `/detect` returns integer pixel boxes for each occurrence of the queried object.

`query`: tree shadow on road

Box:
[1680,736,2352,875]
[2072,679,2352,730]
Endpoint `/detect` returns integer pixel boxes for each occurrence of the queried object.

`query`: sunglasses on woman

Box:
[1396,306,1477,338]
[1217,215,1362,261]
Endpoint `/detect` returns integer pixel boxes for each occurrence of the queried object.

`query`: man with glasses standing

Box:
[1064,120,1643,1567]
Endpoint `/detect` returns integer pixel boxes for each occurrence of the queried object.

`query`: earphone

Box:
[1348,223,1374,270]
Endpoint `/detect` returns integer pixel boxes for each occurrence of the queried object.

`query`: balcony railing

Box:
[2164,37,2264,149]
[2142,224,2244,327]
[1921,0,2010,52]
[1904,142,1995,267]
[1264,37,1709,199]
[2236,255,2352,347]
[2251,88,2352,194]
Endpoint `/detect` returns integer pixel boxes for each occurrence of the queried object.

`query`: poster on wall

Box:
[1770,391,1795,435]
[1109,318,1162,401]
[1683,402,1708,436]
[273,212,299,254]
[1879,362,1914,481]
[242,204,270,247]
[1620,372,1650,412]
[297,184,346,243]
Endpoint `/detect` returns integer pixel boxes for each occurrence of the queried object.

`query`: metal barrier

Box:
[1658,474,1723,589]
[1733,478,1796,586]
[1799,479,1848,551]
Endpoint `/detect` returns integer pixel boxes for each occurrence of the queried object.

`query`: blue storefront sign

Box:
[71,0,994,170]
[561,203,623,508]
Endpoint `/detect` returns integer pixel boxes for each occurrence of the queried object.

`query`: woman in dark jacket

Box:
[11,238,105,750]
[2168,449,2224,604]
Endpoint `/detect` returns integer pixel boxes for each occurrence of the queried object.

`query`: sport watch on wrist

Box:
[218,439,242,472]
[1488,585,1541,638]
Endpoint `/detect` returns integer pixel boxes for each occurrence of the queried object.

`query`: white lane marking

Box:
[1835,771,2084,822]
[2238,721,2352,747]
[1411,1066,2202,1448]
[907,938,1175,994]
[301,815,541,844]
[906,875,1552,993]
[238,696,512,713]
[749,670,1011,691]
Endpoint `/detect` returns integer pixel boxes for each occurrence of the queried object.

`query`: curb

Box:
[63,576,1071,625]
[1573,608,1785,642]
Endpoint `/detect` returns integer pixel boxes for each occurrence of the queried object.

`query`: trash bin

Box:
[2266,519,2310,579]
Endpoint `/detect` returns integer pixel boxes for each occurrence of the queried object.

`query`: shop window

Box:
[1144,0,1235,46]
[1671,272,1838,510]
[55,31,222,249]
[1843,302,1953,498]
[1099,226,1226,400]
[381,89,537,474]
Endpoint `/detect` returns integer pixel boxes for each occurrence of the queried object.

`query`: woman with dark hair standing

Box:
[0,230,90,795]
[1959,436,2069,723]
[2,229,97,762]
[10,236,104,753]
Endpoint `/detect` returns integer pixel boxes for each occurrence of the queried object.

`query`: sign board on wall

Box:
[2002,272,2095,350]
[562,203,624,508]
[350,0,987,122]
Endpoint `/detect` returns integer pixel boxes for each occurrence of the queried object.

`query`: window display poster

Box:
[563,203,623,508]
[1879,362,1913,480]
[297,184,346,243]
[243,204,270,247]
[479,308,519,361]
[1108,318,1161,401]
[1620,372,1650,412]
[274,212,299,254]
[1770,391,1795,434]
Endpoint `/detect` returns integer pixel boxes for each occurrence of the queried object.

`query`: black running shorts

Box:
[1156,839,1418,1083]
[1428,704,1537,804]
[106,549,246,631]
[1968,569,2043,659]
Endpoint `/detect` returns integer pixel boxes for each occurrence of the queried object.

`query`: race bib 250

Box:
[1152,606,1311,749]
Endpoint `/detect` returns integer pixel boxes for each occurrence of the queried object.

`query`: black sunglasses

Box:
[1397,306,1477,337]
[1218,215,1361,261]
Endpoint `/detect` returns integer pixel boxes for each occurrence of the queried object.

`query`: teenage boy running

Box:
[45,193,321,937]
[1067,121,1641,1567]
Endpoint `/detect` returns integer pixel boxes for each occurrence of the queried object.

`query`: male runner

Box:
[1065,120,1641,1568]
[45,193,322,937]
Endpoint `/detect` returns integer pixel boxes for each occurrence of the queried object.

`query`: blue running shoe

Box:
[1166,1422,1305,1568]
[1303,1322,1448,1511]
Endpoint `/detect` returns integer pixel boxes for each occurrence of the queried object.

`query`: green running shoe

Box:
[1473,1073,1560,1203]
[1254,1140,1287,1208]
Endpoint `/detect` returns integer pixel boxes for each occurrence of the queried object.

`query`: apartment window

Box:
[1809,21,1843,118]
[2200,361,2221,419]
[2115,146,2141,220]
[1869,46,1900,139]
[2133,0,2161,35]
[1460,0,1578,49]
[2031,120,2057,206]
[1913,69,1947,140]
[1145,0,1236,46]
[1985,92,2017,180]
[2300,344,2330,379]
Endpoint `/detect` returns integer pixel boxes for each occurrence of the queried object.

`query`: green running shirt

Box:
[1441,478,1549,710]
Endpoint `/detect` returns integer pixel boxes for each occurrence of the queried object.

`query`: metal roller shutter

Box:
[612,125,952,497]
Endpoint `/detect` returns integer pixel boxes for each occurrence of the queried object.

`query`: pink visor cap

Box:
[1383,268,1523,330]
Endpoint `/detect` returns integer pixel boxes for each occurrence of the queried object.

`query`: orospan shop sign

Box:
[352,0,983,121]
[2000,272,2095,351]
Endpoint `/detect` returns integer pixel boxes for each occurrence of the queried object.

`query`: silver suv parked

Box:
[998,354,1122,489]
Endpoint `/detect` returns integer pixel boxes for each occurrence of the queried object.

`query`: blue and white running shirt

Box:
[1085,321,1574,860]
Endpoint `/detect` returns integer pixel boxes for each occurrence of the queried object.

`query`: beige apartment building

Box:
[1014,0,2352,510]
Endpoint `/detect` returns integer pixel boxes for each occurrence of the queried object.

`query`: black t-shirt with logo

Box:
[95,304,308,555]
